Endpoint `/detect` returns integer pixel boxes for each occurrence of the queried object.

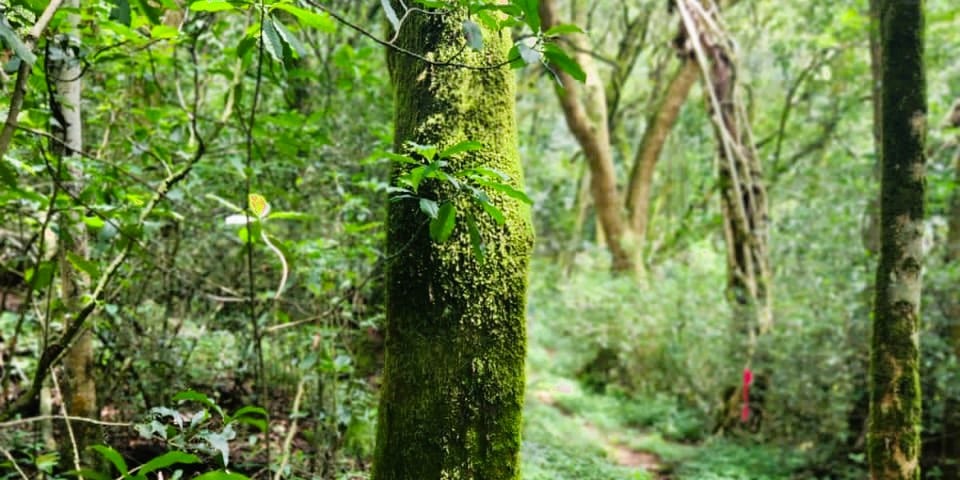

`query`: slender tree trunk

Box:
[373,7,533,480]
[848,0,883,453]
[625,58,698,249]
[867,2,926,478]
[49,0,100,465]
[934,99,960,477]
[946,100,960,264]
[540,0,634,273]
[675,0,771,429]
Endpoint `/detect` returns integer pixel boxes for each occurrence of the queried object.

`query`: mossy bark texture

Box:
[372,8,533,480]
[868,1,925,479]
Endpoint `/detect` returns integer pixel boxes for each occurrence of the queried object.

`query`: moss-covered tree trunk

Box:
[372,7,533,480]
[867,1,926,478]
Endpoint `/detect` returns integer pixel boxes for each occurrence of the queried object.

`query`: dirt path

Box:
[534,385,670,479]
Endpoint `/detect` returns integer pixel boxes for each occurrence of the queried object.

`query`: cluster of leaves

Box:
[386,140,532,260]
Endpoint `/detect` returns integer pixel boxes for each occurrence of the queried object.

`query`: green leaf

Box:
[272,4,336,33]
[91,445,129,477]
[513,0,540,32]
[108,0,132,26]
[420,198,439,219]
[479,199,505,225]
[34,452,59,473]
[82,215,105,229]
[439,140,483,159]
[479,180,534,205]
[232,405,268,419]
[25,261,55,291]
[544,23,583,36]
[543,44,586,82]
[67,252,100,278]
[271,16,306,58]
[466,213,485,262]
[462,20,483,50]
[380,150,419,165]
[266,211,311,221]
[406,141,438,160]
[0,159,18,187]
[150,25,179,39]
[139,451,201,475]
[0,23,37,66]
[429,202,457,243]
[231,404,269,432]
[262,18,285,63]
[462,166,510,181]
[507,44,526,69]
[236,35,257,59]
[172,390,224,417]
[189,0,235,11]
[401,165,428,192]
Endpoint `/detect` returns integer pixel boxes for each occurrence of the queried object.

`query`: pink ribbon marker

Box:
[741,367,754,422]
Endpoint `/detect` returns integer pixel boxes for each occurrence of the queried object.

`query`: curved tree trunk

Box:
[540,0,634,273]
[625,58,699,250]
[867,1,925,478]
[373,7,533,480]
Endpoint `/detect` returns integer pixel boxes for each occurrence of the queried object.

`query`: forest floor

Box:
[522,367,691,480]
[520,364,807,480]
[521,262,813,479]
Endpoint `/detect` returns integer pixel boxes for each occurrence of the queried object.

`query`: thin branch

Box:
[0,447,29,480]
[0,0,66,159]
[273,378,305,480]
[0,138,205,421]
[0,415,132,429]
[51,370,81,474]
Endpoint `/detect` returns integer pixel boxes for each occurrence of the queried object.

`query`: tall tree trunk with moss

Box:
[372,8,533,480]
[867,2,925,478]
[49,0,100,466]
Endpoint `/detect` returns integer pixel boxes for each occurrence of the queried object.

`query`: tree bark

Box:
[372,7,533,480]
[49,0,101,466]
[540,0,634,273]
[625,58,698,248]
[867,1,925,478]
[675,0,771,429]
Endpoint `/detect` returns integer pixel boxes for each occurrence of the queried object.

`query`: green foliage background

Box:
[0,0,958,478]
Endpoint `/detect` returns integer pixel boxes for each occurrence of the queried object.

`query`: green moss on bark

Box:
[372,8,533,480]
[868,2,925,479]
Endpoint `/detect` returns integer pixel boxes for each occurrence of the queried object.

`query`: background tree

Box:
[868,0,926,478]
[372,5,533,479]
[47,0,102,465]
